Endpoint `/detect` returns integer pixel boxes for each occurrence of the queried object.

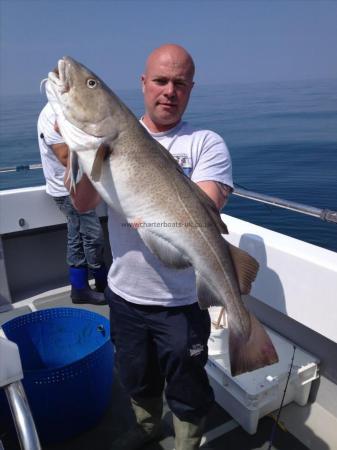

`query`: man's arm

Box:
[51,120,101,212]
[197,180,232,210]
[64,159,101,212]
[191,130,233,210]
[49,120,69,167]
[51,143,69,167]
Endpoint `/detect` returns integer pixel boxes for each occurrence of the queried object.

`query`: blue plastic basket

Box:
[0,307,114,444]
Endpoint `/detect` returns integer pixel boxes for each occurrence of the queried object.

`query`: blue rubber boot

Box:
[91,265,108,293]
[70,267,107,305]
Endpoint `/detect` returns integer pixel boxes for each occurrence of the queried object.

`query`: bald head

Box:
[141,44,195,132]
[144,44,195,81]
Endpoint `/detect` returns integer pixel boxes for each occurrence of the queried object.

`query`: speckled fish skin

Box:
[45,56,278,376]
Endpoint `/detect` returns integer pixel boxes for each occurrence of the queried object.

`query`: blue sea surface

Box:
[0,79,336,251]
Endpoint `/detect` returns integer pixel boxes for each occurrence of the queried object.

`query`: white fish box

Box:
[206,324,319,434]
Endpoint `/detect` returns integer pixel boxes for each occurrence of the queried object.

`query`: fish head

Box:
[46,56,121,138]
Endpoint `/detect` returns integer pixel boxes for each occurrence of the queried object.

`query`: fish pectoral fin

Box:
[138,229,191,269]
[228,311,279,376]
[196,272,224,309]
[67,151,81,193]
[228,243,259,295]
[90,143,111,181]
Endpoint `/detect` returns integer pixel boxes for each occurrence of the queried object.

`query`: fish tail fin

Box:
[229,312,278,376]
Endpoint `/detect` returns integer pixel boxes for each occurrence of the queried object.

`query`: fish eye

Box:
[87,79,98,88]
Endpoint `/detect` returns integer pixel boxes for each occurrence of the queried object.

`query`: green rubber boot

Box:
[110,397,163,450]
[173,414,206,450]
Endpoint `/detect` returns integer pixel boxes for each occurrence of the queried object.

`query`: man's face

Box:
[141,53,194,132]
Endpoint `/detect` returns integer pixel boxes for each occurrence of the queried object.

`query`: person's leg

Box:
[54,197,106,305]
[68,266,107,304]
[172,415,206,450]
[79,210,107,292]
[54,196,85,267]
[106,289,164,450]
[151,302,214,449]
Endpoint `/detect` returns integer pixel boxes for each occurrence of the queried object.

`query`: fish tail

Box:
[228,312,278,376]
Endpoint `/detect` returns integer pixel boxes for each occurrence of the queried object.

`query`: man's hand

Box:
[64,154,101,212]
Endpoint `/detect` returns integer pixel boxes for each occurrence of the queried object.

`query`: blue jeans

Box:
[54,195,105,269]
[106,288,214,421]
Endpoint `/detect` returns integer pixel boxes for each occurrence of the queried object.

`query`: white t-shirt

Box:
[107,120,233,306]
[37,103,68,197]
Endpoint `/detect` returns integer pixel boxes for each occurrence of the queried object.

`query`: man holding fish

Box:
[107,44,232,449]
[45,44,278,450]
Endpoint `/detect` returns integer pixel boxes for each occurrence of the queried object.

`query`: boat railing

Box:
[0,335,41,450]
[232,186,337,224]
[4,382,41,450]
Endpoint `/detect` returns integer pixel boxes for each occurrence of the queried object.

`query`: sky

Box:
[1,0,337,96]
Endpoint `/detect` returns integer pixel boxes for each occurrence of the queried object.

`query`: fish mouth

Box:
[48,58,70,93]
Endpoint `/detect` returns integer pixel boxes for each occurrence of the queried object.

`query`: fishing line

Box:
[267,344,296,450]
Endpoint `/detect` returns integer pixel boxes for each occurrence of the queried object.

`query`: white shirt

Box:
[107,120,233,306]
[37,103,68,197]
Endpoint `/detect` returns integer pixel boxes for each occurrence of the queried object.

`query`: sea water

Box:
[0,79,336,251]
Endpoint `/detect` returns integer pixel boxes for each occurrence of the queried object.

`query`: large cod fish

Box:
[45,56,278,376]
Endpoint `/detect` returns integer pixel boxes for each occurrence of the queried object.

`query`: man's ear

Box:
[141,74,146,94]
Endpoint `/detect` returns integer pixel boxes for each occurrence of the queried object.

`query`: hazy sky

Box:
[1,0,337,95]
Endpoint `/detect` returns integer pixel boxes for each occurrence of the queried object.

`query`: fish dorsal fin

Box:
[90,143,112,181]
[186,181,229,235]
[228,243,259,295]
